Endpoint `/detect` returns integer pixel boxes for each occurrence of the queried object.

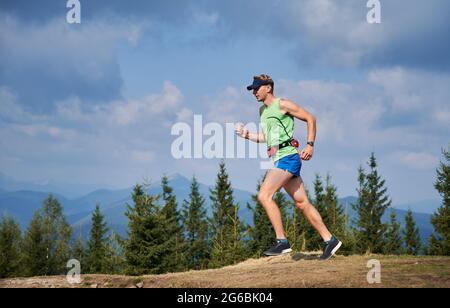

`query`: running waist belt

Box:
[267,139,300,158]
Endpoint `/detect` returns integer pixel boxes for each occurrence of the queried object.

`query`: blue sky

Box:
[0,0,449,206]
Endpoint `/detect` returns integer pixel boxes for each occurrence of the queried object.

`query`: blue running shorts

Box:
[273,153,302,177]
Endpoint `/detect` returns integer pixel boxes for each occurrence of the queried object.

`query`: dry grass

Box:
[1,254,449,288]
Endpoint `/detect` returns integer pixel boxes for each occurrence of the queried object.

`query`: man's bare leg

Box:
[258,168,294,239]
[283,176,332,241]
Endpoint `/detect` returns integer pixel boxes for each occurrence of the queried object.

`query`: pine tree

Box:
[323,174,350,254]
[306,174,327,251]
[72,235,85,269]
[427,234,443,256]
[22,213,47,276]
[0,216,22,278]
[85,204,109,273]
[404,209,421,255]
[275,189,305,252]
[352,154,391,254]
[314,174,328,220]
[288,185,315,252]
[274,190,291,235]
[428,146,450,255]
[160,176,186,272]
[104,232,125,274]
[228,203,248,264]
[323,175,343,232]
[247,177,276,257]
[181,176,210,270]
[42,195,72,274]
[285,205,308,252]
[124,183,166,275]
[22,195,72,276]
[384,210,403,255]
[209,161,247,268]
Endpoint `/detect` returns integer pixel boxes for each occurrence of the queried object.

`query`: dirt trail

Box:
[1,254,449,288]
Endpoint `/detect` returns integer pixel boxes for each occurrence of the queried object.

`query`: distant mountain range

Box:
[0,173,439,243]
[0,172,114,199]
[0,174,254,236]
[338,196,435,244]
[393,198,441,215]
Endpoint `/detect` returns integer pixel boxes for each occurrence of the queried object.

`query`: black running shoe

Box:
[263,240,292,256]
[319,236,342,260]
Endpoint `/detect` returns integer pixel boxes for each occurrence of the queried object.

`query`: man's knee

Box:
[258,191,273,205]
[296,200,310,211]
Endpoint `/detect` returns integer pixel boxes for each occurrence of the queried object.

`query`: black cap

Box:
[246,79,271,91]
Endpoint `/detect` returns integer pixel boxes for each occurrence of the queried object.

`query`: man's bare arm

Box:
[279,99,316,143]
[279,99,316,161]
[234,106,267,143]
[235,125,266,143]
[245,131,266,143]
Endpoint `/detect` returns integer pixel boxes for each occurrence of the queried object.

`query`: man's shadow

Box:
[291,252,321,261]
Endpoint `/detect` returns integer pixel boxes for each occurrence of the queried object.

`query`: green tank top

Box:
[260,98,298,162]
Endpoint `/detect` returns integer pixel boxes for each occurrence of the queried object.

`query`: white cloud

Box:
[257,0,384,67]
[277,68,450,151]
[206,86,257,124]
[126,24,145,46]
[0,14,149,110]
[11,123,77,141]
[0,14,146,71]
[110,81,183,126]
[278,79,358,144]
[368,67,450,116]
[193,10,220,25]
[187,71,448,156]
[351,102,386,128]
[0,87,24,121]
[368,68,423,111]
[55,97,92,124]
[0,82,189,186]
[131,150,154,163]
[110,100,142,126]
[176,108,194,122]
[50,82,184,132]
[214,0,450,69]
[0,86,47,123]
[433,109,450,128]
[392,151,439,170]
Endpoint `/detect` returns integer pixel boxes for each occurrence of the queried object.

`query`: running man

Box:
[235,74,342,260]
